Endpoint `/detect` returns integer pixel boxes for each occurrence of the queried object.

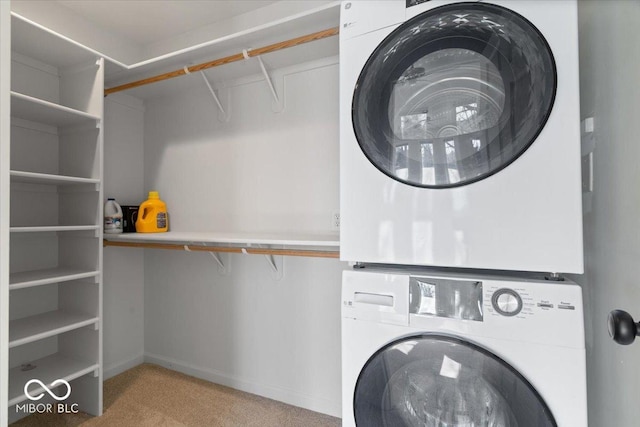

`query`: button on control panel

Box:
[491,288,523,317]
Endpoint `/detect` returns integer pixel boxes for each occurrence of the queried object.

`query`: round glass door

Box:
[352,3,556,188]
[354,335,556,426]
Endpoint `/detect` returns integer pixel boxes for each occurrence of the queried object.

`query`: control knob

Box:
[491,289,522,316]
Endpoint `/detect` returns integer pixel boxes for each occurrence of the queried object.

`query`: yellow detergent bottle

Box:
[136,191,168,233]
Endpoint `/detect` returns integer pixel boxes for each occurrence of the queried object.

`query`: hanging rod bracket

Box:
[244,48,284,113]
[199,243,230,275]
[200,71,230,122]
[209,251,230,276]
[265,253,284,280]
[254,244,283,280]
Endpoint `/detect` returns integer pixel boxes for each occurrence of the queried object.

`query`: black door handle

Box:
[608,310,640,345]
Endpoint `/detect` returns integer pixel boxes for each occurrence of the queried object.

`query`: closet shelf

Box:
[103,231,339,246]
[11,225,100,233]
[103,231,340,258]
[10,91,100,127]
[8,354,99,407]
[10,170,100,186]
[9,310,99,348]
[11,13,101,70]
[104,27,339,96]
[10,268,100,290]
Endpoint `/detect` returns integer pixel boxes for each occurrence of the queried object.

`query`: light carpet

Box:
[11,363,341,426]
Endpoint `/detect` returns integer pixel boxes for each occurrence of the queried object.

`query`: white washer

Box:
[339,0,583,273]
[342,268,587,426]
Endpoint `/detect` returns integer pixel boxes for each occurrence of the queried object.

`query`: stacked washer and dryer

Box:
[339,1,587,426]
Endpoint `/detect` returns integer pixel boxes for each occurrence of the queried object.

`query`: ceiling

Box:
[56,0,280,46]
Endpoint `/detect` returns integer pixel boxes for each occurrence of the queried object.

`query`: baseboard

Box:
[104,354,145,380]
[143,352,341,418]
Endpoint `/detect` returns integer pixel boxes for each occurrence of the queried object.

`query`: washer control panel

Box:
[483,281,582,324]
[491,288,523,316]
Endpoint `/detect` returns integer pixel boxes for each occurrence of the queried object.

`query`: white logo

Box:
[24,379,72,401]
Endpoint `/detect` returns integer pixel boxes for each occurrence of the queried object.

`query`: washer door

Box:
[354,335,556,426]
[352,3,556,188]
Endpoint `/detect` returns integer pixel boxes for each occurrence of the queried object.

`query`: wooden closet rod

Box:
[103,240,340,259]
[104,26,340,96]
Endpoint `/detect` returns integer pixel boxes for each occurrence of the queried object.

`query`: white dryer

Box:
[342,268,588,426]
[339,0,583,273]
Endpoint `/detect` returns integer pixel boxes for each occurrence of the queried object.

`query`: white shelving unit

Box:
[5,15,104,423]
[1,4,11,426]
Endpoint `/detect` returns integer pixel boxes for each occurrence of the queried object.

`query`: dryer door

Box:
[354,335,556,426]
[352,3,556,188]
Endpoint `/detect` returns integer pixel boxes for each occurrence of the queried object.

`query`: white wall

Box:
[102,93,146,378]
[142,59,344,417]
[578,1,640,425]
[143,59,340,233]
[144,252,344,416]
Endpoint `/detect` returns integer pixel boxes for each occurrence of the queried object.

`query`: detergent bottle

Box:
[104,198,123,234]
[136,191,168,233]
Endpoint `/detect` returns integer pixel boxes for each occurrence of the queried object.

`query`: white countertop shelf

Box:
[103,231,340,248]
[10,91,100,127]
[8,353,99,407]
[9,267,100,290]
[9,310,99,348]
[11,170,100,186]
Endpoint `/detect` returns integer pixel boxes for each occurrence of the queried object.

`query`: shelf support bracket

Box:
[243,49,284,113]
[200,71,230,122]
[209,251,230,276]
[253,244,284,280]
[187,243,230,275]
[265,254,284,280]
